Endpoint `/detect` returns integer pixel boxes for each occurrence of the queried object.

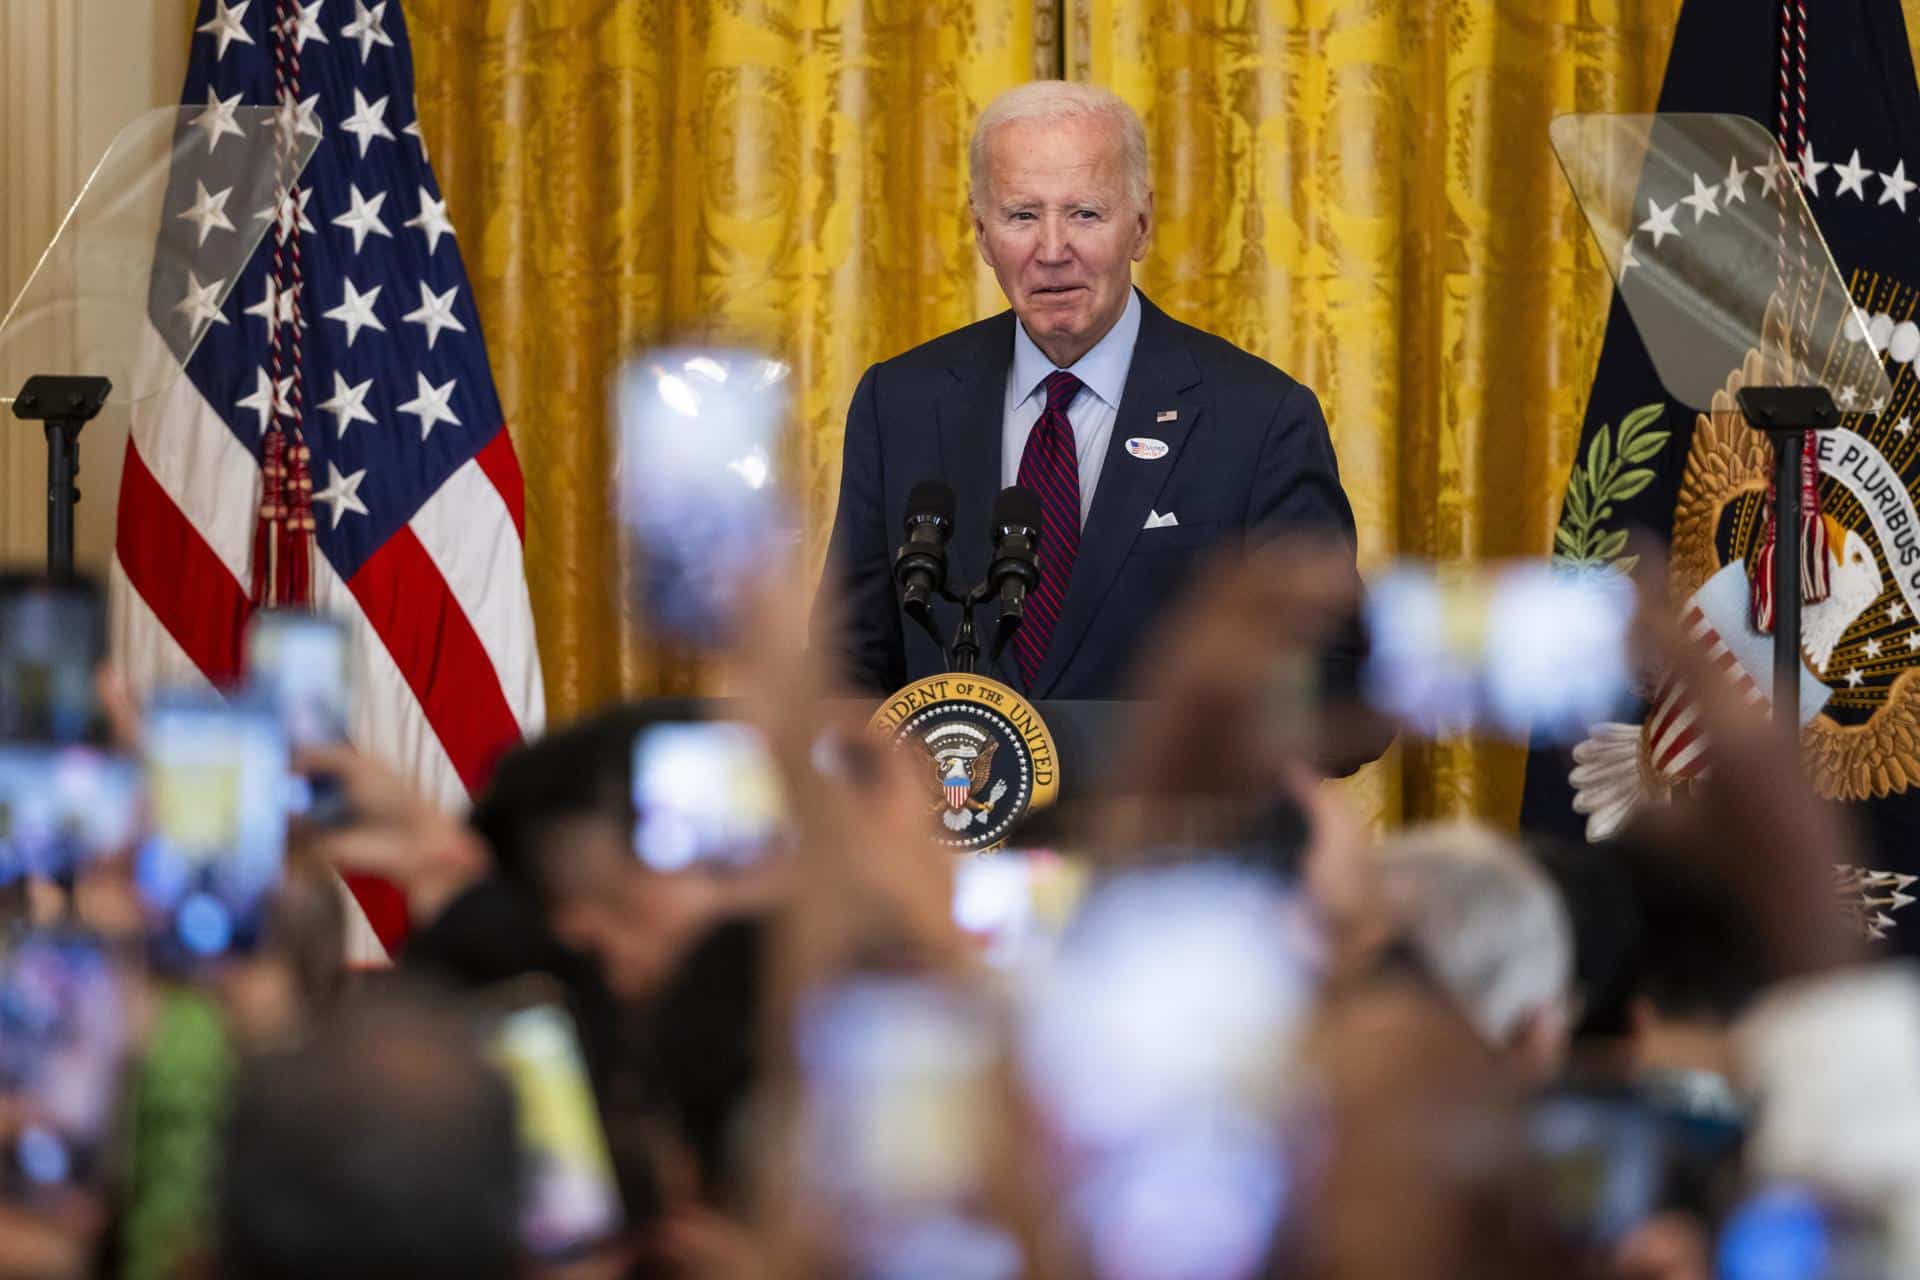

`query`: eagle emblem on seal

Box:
[918,723,1010,833]
[1563,288,1920,938]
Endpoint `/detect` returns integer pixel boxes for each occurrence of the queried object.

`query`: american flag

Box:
[113,0,544,959]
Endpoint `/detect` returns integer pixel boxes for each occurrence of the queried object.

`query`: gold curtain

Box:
[408,0,1052,711]
[408,1,1920,828]
[1062,0,1685,825]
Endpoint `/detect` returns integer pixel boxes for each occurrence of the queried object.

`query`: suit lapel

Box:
[1031,296,1203,698]
[935,312,1013,674]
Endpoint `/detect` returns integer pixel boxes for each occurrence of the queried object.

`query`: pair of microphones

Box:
[893,481,1043,669]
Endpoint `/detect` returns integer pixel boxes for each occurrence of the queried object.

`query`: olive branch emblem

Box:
[1553,402,1670,575]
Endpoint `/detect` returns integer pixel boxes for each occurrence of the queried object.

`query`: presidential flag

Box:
[113,0,544,956]
[1521,0,1920,947]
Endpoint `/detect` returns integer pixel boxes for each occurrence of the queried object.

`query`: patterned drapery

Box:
[408,0,1800,827]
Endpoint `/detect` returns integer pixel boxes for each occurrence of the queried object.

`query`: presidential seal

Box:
[868,674,1060,852]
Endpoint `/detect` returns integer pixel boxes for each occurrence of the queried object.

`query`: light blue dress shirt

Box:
[1003,286,1143,525]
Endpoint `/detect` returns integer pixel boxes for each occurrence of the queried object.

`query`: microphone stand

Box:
[946,581,999,675]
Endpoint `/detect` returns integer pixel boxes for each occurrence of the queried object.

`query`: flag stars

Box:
[244,276,300,330]
[332,183,393,254]
[1898,417,1914,438]
[1723,154,1751,205]
[1891,600,1910,624]
[340,89,396,158]
[1680,172,1720,222]
[1639,197,1681,248]
[173,271,229,337]
[177,180,236,247]
[1758,151,1792,197]
[312,462,370,530]
[317,372,376,437]
[1866,636,1884,660]
[1617,236,1641,274]
[1882,160,1918,212]
[402,282,468,350]
[405,188,456,254]
[341,0,394,62]
[1847,667,1865,688]
[189,86,245,156]
[197,0,255,61]
[1800,144,1829,196]
[322,277,386,347]
[236,368,294,433]
[257,184,316,241]
[403,116,429,164]
[1835,148,1874,200]
[287,0,329,50]
[1908,632,1920,653]
[398,373,461,439]
[274,93,324,150]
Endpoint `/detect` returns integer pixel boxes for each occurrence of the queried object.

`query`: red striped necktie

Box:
[1014,369,1083,689]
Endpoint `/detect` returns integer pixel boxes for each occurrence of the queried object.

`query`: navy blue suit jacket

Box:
[815,291,1365,702]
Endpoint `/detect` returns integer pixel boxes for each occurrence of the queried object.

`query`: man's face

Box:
[973,114,1152,368]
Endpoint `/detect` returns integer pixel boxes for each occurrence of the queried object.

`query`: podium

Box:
[830,696,1128,845]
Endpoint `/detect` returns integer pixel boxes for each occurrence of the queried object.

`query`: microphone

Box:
[986,485,1043,660]
[893,480,956,637]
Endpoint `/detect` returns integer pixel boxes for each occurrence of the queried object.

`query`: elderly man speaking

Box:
[816,80,1370,728]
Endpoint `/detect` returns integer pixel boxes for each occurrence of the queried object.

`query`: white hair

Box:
[968,80,1151,211]
[1373,821,1574,1050]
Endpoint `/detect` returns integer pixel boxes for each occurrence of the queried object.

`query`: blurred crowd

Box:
[1,544,1915,1280]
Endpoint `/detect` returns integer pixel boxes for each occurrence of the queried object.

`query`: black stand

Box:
[1735,385,1842,721]
[900,570,1020,677]
[10,375,112,581]
[946,581,1004,675]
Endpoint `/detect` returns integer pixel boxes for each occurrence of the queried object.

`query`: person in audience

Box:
[1373,821,1577,1081]
[216,990,523,1280]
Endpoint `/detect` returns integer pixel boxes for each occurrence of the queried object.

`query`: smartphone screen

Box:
[632,721,784,873]
[614,349,794,644]
[796,977,995,1215]
[487,1000,624,1259]
[951,849,1088,970]
[0,746,141,885]
[1525,1093,1666,1249]
[0,931,126,1197]
[245,610,350,748]
[245,610,351,824]
[1363,560,1634,743]
[0,575,104,745]
[135,694,289,960]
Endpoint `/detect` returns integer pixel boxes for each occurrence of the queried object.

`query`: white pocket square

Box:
[1143,510,1179,529]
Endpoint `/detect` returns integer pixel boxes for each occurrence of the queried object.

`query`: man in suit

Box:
[816,80,1374,760]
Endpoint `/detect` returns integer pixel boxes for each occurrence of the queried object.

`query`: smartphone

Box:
[0,930,127,1197]
[951,849,1088,970]
[632,721,784,873]
[134,693,289,961]
[245,610,350,822]
[486,992,624,1259]
[1363,560,1634,743]
[0,746,141,886]
[1524,1092,1667,1249]
[1017,866,1315,1280]
[0,574,104,745]
[245,610,349,748]
[614,348,795,644]
[796,976,996,1218]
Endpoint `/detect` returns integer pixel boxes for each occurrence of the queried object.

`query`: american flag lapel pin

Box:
[1156,409,1177,422]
